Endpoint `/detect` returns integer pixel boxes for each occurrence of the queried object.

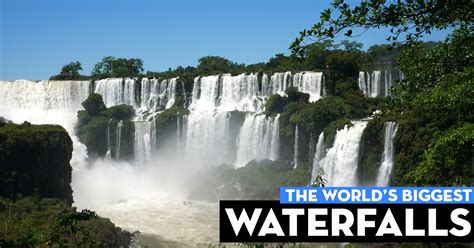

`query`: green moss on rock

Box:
[76,94,135,159]
[358,117,385,185]
[153,107,189,151]
[0,122,73,203]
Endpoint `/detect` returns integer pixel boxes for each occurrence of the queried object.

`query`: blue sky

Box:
[1,0,451,80]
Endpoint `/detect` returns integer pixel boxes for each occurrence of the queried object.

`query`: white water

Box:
[115,121,123,159]
[235,114,280,167]
[0,80,91,170]
[319,121,368,186]
[311,132,325,182]
[263,71,325,101]
[293,125,299,169]
[185,109,232,165]
[94,78,137,107]
[220,73,263,112]
[134,121,153,165]
[106,119,113,159]
[375,122,398,186]
[358,70,396,98]
[0,73,331,245]
[140,77,179,112]
[293,72,325,101]
[71,158,219,246]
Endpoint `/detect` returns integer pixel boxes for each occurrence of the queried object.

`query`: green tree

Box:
[81,93,106,117]
[61,61,82,77]
[50,61,86,80]
[196,56,242,75]
[290,0,473,56]
[91,56,143,78]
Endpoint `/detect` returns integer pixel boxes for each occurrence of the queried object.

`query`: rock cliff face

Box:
[0,121,73,204]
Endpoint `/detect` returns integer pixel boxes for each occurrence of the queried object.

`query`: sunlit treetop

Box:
[290,0,473,56]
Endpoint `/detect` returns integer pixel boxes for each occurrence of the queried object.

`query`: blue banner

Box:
[279,187,474,204]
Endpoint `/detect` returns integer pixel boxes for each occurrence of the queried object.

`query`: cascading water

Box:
[375,122,398,186]
[0,80,91,169]
[383,70,392,96]
[219,73,262,112]
[134,121,153,165]
[95,78,125,107]
[319,121,368,186]
[370,71,381,97]
[106,119,113,159]
[176,114,187,153]
[358,70,396,98]
[185,75,232,165]
[263,71,325,101]
[293,72,325,101]
[139,77,179,117]
[115,121,123,159]
[293,125,299,169]
[311,132,325,182]
[268,71,292,95]
[235,114,280,167]
[0,71,333,245]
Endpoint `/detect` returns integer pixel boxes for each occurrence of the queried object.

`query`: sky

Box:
[0,0,452,80]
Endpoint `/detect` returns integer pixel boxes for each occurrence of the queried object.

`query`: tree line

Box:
[50,40,405,81]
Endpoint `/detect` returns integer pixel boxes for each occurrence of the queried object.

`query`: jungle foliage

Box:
[76,93,135,159]
[0,197,131,247]
[0,122,73,203]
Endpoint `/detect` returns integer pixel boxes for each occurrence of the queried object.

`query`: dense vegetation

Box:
[50,61,89,80]
[0,121,73,203]
[288,0,473,186]
[91,56,144,79]
[0,197,131,247]
[0,120,132,246]
[391,28,473,186]
[76,93,135,159]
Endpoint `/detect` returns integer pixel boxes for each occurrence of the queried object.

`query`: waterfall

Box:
[181,80,187,107]
[375,122,398,186]
[235,114,280,167]
[176,114,187,153]
[95,78,124,107]
[358,70,396,98]
[293,72,325,101]
[265,72,324,102]
[0,80,91,170]
[93,78,138,107]
[140,77,179,113]
[106,119,112,159]
[140,78,159,110]
[370,71,381,98]
[311,132,325,182]
[268,72,292,96]
[134,121,153,165]
[384,71,392,96]
[293,125,299,169]
[185,111,231,165]
[115,121,123,159]
[261,73,269,96]
[185,76,232,164]
[124,78,137,107]
[219,73,261,112]
[0,80,91,111]
[358,72,368,97]
[319,121,368,186]
[164,78,178,109]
